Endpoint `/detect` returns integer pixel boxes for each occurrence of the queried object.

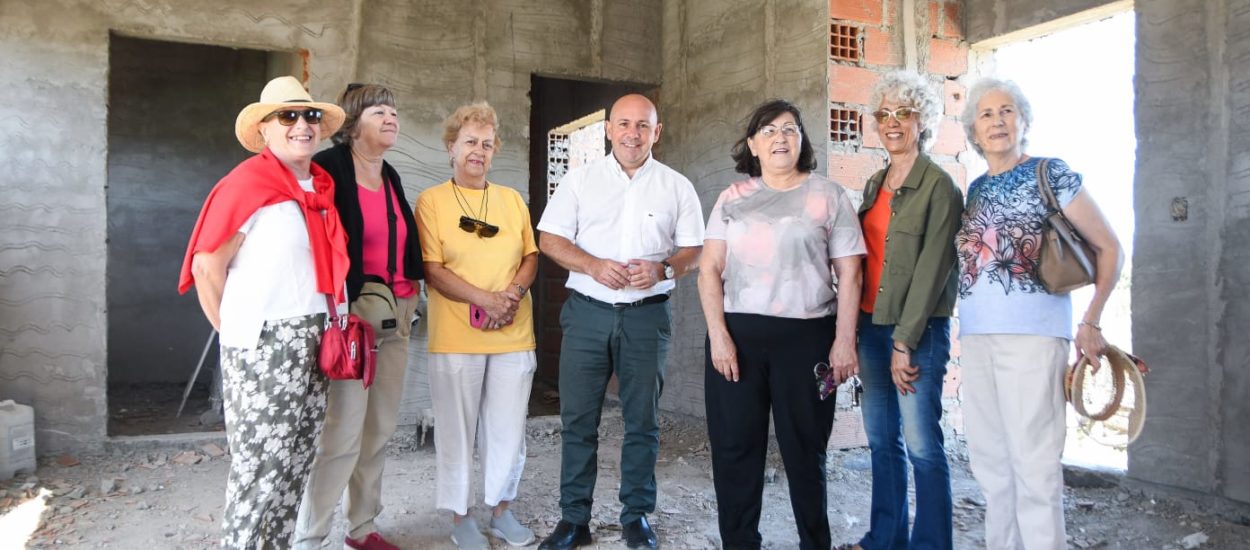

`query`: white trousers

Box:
[961,334,1069,550]
[429,350,537,516]
[294,295,418,548]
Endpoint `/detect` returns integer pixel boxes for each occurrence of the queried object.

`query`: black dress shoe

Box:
[623,515,659,549]
[538,520,592,550]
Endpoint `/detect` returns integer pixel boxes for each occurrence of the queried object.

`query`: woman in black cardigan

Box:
[295,83,422,550]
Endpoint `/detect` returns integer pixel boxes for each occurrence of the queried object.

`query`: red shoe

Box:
[345,532,402,550]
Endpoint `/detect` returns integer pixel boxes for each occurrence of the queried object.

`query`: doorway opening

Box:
[527,75,655,416]
[105,34,302,436]
[972,9,1137,469]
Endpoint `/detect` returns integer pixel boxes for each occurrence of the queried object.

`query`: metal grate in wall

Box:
[830,108,861,143]
[829,22,861,62]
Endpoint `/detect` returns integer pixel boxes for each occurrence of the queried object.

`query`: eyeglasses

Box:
[757,124,800,139]
[871,107,918,124]
[264,108,324,126]
[458,215,499,238]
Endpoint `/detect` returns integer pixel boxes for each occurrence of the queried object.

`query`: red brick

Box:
[827,151,886,189]
[938,161,967,190]
[863,27,900,66]
[828,63,879,105]
[928,1,941,37]
[928,1,963,39]
[942,363,962,398]
[943,79,966,116]
[830,0,883,25]
[930,117,966,156]
[927,38,967,76]
[942,1,964,40]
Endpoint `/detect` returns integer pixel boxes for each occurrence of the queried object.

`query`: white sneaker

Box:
[451,517,489,550]
[490,509,536,547]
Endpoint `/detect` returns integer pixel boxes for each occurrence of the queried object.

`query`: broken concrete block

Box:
[1180,532,1208,549]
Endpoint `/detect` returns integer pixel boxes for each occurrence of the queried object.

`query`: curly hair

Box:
[443,101,502,151]
[730,99,817,177]
[330,83,396,146]
[961,78,1034,156]
[867,70,943,152]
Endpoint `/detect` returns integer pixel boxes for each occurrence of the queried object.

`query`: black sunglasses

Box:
[264,108,324,126]
[459,216,499,238]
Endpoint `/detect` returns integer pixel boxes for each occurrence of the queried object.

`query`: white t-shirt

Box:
[537,153,705,304]
[218,177,330,349]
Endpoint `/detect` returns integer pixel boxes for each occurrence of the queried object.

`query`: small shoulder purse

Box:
[1035,158,1097,294]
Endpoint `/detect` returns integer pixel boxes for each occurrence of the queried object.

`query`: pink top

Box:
[357,182,417,298]
[705,173,865,318]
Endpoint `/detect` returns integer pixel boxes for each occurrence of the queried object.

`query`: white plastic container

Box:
[0,399,36,480]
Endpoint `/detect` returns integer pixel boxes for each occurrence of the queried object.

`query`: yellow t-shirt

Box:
[415,180,538,354]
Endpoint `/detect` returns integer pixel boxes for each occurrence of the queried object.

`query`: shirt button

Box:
[878,286,884,292]
[885,235,890,242]
[891,211,897,216]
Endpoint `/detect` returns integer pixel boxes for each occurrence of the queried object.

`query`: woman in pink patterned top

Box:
[698,99,866,550]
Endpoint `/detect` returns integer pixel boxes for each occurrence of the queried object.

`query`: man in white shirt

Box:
[535,94,704,550]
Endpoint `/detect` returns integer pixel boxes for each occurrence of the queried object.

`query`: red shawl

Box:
[178,149,349,302]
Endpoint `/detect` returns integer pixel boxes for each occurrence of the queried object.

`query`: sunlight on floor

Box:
[0,486,51,549]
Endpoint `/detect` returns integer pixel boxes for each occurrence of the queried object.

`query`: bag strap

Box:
[1035,158,1062,214]
[324,293,340,324]
[383,174,397,285]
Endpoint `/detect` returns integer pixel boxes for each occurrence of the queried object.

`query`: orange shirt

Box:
[860,184,893,313]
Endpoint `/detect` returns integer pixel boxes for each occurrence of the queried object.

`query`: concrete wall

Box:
[352,0,663,203]
[963,0,1121,43]
[0,0,360,453]
[1130,0,1250,505]
[658,0,831,417]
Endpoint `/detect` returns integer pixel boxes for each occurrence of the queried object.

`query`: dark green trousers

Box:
[557,291,672,524]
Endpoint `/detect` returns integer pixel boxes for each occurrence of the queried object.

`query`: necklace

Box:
[450,178,489,221]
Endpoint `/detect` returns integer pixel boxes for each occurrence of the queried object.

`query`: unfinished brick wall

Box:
[825,0,970,447]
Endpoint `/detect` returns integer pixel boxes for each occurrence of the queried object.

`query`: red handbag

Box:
[319,294,378,388]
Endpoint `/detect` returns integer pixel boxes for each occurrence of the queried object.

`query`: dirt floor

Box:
[4,407,1249,549]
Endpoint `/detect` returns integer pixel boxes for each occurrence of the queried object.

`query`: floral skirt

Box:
[218,313,327,549]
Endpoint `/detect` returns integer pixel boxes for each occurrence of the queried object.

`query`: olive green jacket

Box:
[858,154,964,349]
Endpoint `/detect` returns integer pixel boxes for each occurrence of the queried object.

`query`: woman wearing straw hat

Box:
[178,75,348,549]
[295,83,423,550]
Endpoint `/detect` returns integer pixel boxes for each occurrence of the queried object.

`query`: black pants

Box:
[705,313,837,550]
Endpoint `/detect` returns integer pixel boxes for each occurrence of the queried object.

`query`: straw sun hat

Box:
[234,76,345,153]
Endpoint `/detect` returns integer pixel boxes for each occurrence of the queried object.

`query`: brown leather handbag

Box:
[1036,158,1097,294]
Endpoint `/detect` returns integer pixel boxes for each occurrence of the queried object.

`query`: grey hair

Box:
[867,70,943,152]
[961,77,1033,156]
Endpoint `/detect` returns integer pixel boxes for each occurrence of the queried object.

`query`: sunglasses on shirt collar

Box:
[459,216,499,238]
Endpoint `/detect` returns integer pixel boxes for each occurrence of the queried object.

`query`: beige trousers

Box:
[961,333,1070,550]
[294,294,418,548]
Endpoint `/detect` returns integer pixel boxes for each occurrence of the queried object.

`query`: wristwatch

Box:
[661,260,675,280]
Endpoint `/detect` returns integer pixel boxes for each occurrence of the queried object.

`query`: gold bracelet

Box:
[1079,321,1102,331]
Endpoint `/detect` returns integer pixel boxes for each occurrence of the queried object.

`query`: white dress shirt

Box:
[537,153,704,304]
[218,177,332,349]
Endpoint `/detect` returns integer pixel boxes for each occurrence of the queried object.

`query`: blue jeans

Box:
[856,313,952,550]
